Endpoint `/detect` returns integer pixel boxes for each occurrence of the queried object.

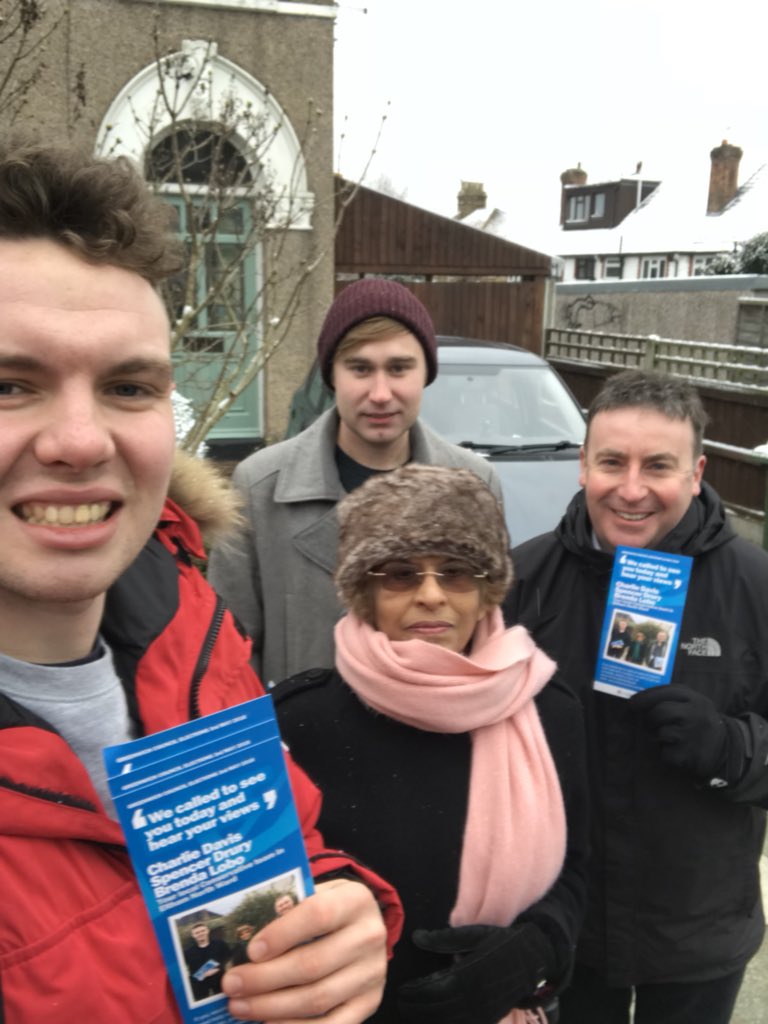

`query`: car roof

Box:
[435,336,549,368]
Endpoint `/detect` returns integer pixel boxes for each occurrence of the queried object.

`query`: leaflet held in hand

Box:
[104,694,314,1024]
[594,545,692,698]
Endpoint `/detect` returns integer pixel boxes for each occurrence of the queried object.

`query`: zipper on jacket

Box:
[188,595,226,720]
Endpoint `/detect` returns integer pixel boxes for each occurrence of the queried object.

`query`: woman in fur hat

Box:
[273,465,588,1024]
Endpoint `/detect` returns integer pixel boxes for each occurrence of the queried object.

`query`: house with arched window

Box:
[3,0,336,450]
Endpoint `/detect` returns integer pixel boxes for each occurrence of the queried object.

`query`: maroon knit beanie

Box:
[317,279,437,388]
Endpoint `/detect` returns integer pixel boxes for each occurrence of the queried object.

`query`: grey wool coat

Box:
[208,409,503,687]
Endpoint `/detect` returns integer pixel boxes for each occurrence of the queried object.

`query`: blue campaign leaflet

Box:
[594,546,692,698]
[104,700,277,796]
[104,695,314,1024]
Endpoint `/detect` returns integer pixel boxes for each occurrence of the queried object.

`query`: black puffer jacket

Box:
[504,483,768,986]
[274,667,589,1022]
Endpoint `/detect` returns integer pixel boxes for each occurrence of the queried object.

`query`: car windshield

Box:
[419,363,586,447]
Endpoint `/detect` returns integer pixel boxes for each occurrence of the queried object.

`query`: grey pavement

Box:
[725,514,767,1021]
[731,849,767,1024]
[722,515,767,1022]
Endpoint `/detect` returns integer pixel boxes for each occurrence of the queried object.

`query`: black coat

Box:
[503,483,768,986]
[274,666,589,1022]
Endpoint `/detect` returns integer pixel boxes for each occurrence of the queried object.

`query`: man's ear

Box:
[691,453,706,495]
[578,445,587,488]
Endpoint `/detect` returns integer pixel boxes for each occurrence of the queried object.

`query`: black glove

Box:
[397,922,556,1024]
[630,685,747,784]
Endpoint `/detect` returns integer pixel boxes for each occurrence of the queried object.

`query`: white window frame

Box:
[575,256,596,280]
[604,256,622,279]
[567,195,589,223]
[641,257,666,279]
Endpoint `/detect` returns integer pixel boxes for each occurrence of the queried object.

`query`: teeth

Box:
[616,512,650,521]
[20,502,111,526]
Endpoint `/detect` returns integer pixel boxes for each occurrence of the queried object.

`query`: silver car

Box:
[419,339,585,545]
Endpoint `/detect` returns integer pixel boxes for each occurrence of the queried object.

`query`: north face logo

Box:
[680,637,722,657]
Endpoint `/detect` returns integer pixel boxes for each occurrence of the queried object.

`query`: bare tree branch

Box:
[0,1,67,124]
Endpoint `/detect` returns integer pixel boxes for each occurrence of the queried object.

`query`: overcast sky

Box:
[333,0,768,236]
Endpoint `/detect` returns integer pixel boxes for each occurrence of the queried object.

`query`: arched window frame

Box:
[95,39,314,230]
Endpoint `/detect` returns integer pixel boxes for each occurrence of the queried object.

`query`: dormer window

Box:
[567,191,606,223]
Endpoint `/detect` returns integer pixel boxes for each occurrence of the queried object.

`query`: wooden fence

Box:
[544,328,768,546]
[546,328,768,391]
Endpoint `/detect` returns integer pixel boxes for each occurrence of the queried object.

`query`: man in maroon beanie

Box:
[209,279,502,685]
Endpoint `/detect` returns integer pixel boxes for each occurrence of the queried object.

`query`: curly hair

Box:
[0,136,183,284]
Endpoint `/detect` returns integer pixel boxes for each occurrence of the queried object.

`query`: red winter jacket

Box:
[0,498,402,1023]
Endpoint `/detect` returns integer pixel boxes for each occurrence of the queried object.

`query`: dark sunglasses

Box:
[367,560,488,593]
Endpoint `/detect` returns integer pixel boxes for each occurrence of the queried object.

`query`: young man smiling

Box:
[504,370,768,1024]
[0,139,401,1024]
[0,238,175,662]
[209,279,501,686]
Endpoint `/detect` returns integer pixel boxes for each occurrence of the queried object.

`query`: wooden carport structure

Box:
[334,180,554,354]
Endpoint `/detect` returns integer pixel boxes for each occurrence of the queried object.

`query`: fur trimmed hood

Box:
[167,450,243,548]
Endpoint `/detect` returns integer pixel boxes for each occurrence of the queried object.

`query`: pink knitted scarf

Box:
[334,608,567,1024]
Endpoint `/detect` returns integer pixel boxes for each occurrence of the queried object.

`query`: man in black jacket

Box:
[504,369,768,1024]
[184,923,231,1000]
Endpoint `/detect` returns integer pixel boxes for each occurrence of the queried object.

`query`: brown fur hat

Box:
[335,464,513,613]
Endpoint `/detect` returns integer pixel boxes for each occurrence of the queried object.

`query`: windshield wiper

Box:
[458,440,582,455]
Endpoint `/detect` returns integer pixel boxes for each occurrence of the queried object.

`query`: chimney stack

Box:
[707,140,742,214]
[457,181,487,219]
[560,163,588,188]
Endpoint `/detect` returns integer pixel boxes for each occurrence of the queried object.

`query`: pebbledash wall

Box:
[554,275,768,345]
[3,0,337,446]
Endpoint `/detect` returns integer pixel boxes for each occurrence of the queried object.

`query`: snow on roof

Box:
[562,177,660,191]
[456,207,558,257]
[456,207,504,233]
[557,161,768,257]
[469,160,768,260]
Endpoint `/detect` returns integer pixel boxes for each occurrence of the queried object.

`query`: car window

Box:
[419,364,585,446]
